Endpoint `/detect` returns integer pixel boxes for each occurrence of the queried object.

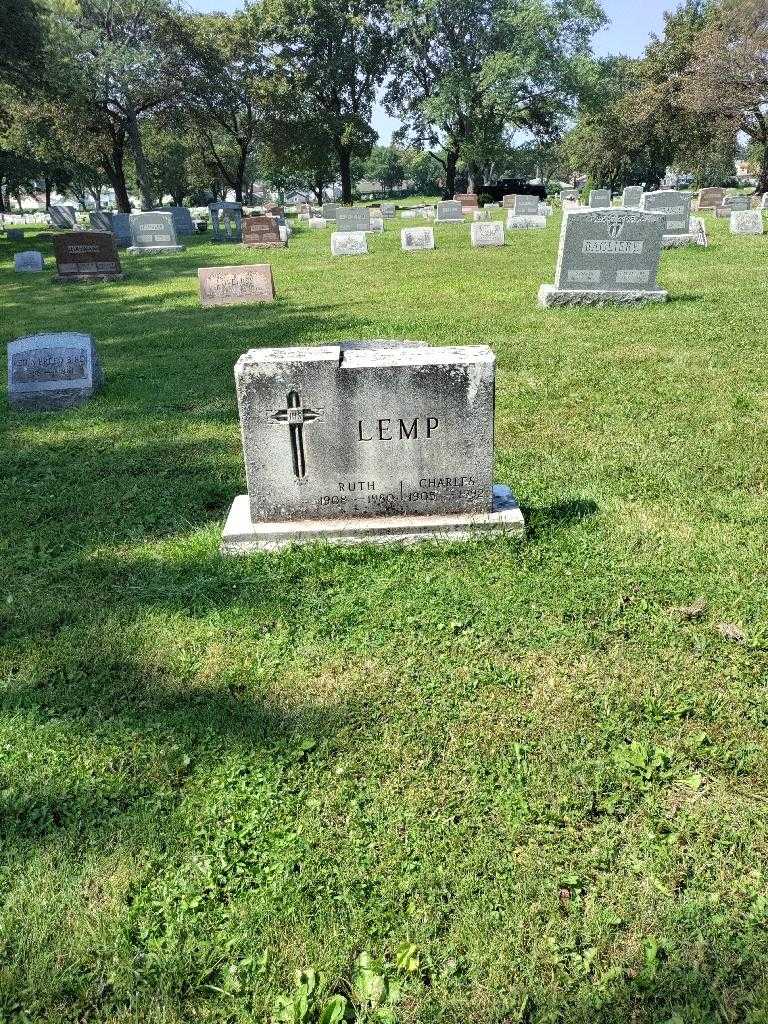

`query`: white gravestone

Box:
[473,209,490,221]
[538,208,667,307]
[401,227,435,251]
[7,332,104,411]
[471,221,505,247]
[15,251,44,272]
[309,217,327,229]
[331,231,368,256]
[730,209,765,235]
[221,340,524,552]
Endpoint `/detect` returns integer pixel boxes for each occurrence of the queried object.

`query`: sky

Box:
[184,0,674,142]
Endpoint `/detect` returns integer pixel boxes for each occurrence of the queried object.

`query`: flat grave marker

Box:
[7,332,104,411]
[197,264,275,307]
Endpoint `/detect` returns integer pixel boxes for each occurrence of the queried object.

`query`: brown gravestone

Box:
[198,264,275,308]
[243,216,285,248]
[53,231,123,282]
[454,193,479,210]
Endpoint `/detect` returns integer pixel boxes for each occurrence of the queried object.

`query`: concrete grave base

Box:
[506,215,547,229]
[221,485,524,554]
[538,284,668,308]
[662,220,707,248]
[434,218,465,224]
[53,273,126,283]
[126,245,185,253]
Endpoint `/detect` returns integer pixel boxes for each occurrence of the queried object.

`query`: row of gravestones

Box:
[560,186,765,237]
[8,198,764,553]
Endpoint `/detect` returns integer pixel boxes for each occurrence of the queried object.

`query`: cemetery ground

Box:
[2,210,768,1024]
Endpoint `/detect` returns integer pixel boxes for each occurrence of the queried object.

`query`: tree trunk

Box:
[445,149,458,197]
[759,141,768,194]
[44,177,52,209]
[313,170,325,203]
[337,145,352,203]
[124,103,154,210]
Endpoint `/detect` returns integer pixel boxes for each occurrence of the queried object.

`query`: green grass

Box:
[2,211,768,1024]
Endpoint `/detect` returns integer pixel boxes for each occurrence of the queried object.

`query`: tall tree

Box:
[48,0,181,210]
[263,0,392,203]
[682,0,768,191]
[168,11,266,203]
[385,0,605,195]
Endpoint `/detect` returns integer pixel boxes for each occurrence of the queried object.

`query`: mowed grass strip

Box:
[1,210,768,1023]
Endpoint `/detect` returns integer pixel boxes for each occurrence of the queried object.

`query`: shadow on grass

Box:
[521,498,599,539]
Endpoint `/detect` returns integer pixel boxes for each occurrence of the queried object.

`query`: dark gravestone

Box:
[53,231,123,281]
[243,216,285,248]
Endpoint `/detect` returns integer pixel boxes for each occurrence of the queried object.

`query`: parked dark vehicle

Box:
[450,178,546,202]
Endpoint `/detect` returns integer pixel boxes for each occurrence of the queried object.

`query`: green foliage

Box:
[2,213,768,1022]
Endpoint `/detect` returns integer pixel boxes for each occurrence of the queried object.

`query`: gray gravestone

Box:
[622,186,643,207]
[538,208,667,307]
[435,200,464,223]
[512,195,539,215]
[154,206,194,236]
[697,187,725,211]
[221,340,524,551]
[14,251,44,272]
[321,202,338,221]
[639,190,691,235]
[730,209,764,235]
[331,231,368,256]
[336,207,372,232]
[7,332,104,411]
[560,188,580,204]
[381,203,396,219]
[111,213,131,247]
[401,227,435,251]
[6,228,24,241]
[471,221,504,247]
[89,210,113,233]
[209,202,243,242]
[128,212,184,252]
[724,195,750,212]
[589,189,612,208]
[49,205,77,229]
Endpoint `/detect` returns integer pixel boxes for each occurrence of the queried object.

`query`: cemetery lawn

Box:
[3,212,768,1024]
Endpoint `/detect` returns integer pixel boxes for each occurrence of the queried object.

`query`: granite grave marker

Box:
[7,332,104,411]
[198,264,275,307]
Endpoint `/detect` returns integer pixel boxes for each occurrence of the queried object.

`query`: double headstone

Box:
[336,207,371,233]
[638,190,703,246]
[538,208,667,307]
[210,202,243,242]
[454,193,479,213]
[435,200,464,223]
[506,194,546,229]
[243,215,284,247]
[53,231,123,281]
[197,265,275,307]
[221,340,523,552]
[128,212,184,253]
[7,332,104,411]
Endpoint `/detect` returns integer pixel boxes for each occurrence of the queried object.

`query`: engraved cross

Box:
[270,390,322,483]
